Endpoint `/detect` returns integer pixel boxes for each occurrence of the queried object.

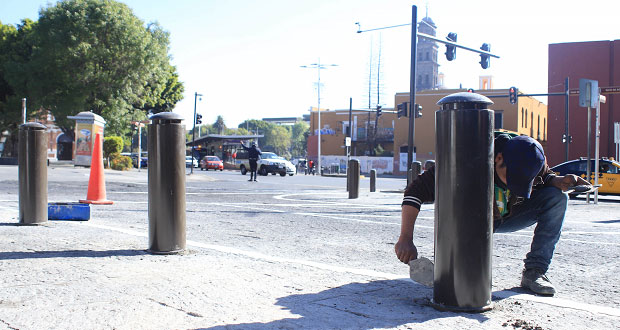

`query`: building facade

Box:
[417,16,440,91]
[308,89,547,175]
[547,40,620,166]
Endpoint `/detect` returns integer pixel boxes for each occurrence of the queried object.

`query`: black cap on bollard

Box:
[19,122,47,130]
[437,92,493,110]
[150,112,184,124]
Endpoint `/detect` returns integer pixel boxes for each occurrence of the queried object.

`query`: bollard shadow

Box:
[198,279,490,330]
[0,249,147,260]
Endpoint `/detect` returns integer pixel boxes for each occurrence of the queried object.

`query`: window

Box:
[525,109,528,128]
[537,115,540,139]
[494,112,504,129]
[521,108,524,128]
[425,74,429,85]
[544,118,547,140]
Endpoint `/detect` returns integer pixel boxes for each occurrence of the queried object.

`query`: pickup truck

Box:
[235,151,296,176]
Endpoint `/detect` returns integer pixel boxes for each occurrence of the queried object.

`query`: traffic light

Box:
[479,43,490,69]
[196,113,202,125]
[414,104,423,118]
[445,32,457,61]
[397,102,408,118]
[467,88,475,93]
[509,86,518,104]
[376,105,382,117]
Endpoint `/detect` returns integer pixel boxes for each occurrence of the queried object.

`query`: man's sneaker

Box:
[521,268,556,296]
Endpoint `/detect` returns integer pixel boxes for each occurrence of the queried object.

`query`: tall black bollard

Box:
[370,169,376,192]
[348,159,360,199]
[148,113,186,254]
[433,92,494,312]
[18,122,48,225]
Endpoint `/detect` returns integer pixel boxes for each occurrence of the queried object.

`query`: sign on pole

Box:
[579,79,598,108]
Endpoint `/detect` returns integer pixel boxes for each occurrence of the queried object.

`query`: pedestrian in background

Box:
[241,141,261,182]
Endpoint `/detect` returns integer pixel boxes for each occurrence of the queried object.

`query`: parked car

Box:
[236,151,294,176]
[200,155,224,171]
[550,157,620,195]
[185,156,198,168]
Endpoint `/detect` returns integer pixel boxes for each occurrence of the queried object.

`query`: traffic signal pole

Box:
[407,5,418,185]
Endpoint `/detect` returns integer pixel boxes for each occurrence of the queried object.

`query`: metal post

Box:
[148,112,186,254]
[407,5,418,185]
[347,98,352,191]
[317,59,322,174]
[587,105,591,203]
[191,92,198,175]
[564,77,570,162]
[434,92,494,312]
[18,122,48,225]
[412,161,422,176]
[594,89,602,204]
[348,159,360,199]
[370,169,376,192]
[137,124,142,172]
[21,98,27,124]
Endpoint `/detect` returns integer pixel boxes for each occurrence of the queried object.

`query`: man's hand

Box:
[395,238,418,264]
[551,174,590,191]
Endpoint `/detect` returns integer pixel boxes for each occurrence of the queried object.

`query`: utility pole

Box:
[301,59,338,174]
[191,92,203,175]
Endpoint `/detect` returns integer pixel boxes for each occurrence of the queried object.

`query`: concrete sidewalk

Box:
[0,165,619,329]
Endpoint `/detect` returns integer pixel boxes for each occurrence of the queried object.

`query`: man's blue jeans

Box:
[494,187,568,272]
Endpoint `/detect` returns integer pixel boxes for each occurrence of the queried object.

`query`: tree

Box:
[290,121,309,157]
[0,19,37,156]
[265,125,291,157]
[21,0,180,136]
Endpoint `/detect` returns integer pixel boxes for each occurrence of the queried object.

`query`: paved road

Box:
[0,165,618,329]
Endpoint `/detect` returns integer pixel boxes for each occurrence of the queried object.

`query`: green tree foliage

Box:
[13,0,182,136]
[266,125,292,158]
[103,136,123,158]
[290,121,309,157]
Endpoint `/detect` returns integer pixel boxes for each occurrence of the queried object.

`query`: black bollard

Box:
[348,159,360,199]
[370,169,376,192]
[148,113,186,254]
[433,92,494,312]
[18,122,48,225]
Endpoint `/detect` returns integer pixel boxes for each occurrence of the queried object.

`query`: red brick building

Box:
[547,40,620,166]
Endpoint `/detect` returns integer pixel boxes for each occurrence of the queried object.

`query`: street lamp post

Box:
[301,59,337,175]
[191,92,203,175]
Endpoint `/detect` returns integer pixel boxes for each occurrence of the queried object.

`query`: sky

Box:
[1,0,619,128]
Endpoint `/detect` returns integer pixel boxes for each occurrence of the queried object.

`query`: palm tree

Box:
[213,116,226,135]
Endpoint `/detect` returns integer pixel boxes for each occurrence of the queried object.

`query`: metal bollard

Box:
[370,169,376,192]
[148,112,186,254]
[412,161,422,176]
[348,159,360,199]
[18,122,48,225]
[434,92,494,312]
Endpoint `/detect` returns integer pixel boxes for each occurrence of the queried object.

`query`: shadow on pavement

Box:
[0,249,147,260]
[200,279,489,329]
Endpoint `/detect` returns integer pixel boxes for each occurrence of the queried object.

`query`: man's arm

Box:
[395,205,419,263]
[550,174,591,191]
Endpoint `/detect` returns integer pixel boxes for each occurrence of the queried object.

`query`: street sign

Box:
[579,79,598,108]
[345,137,351,147]
[601,86,620,94]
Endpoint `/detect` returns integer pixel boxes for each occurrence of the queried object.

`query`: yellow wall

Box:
[308,89,547,174]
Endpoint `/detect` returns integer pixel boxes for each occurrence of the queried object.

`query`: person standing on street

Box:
[241,141,261,182]
[395,134,591,296]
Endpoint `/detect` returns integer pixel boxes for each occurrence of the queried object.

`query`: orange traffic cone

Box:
[79,133,113,205]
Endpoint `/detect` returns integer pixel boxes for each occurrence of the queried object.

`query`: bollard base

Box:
[17,221,48,226]
[147,248,187,255]
[430,299,493,313]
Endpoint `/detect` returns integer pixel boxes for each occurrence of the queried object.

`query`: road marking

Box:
[78,221,620,318]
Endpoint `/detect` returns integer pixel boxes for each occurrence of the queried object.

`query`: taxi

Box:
[550,157,620,195]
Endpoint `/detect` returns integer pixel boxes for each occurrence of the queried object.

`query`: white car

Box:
[237,152,295,176]
[185,156,198,168]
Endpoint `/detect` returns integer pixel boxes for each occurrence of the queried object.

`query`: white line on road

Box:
[78,221,620,318]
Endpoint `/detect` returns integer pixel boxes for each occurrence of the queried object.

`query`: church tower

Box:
[416,15,439,91]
